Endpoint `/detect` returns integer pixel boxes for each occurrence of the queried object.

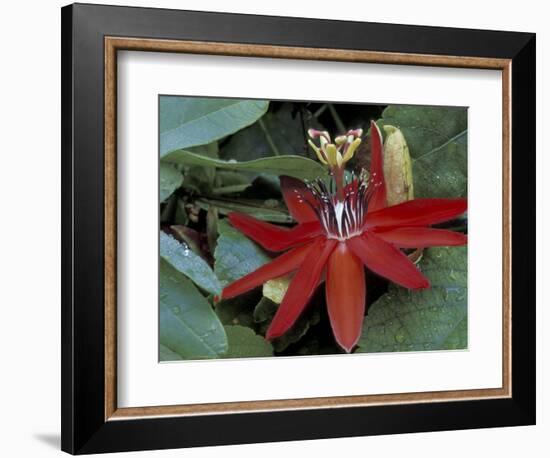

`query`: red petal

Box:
[228,213,322,251]
[326,242,366,353]
[374,227,467,248]
[280,176,319,223]
[368,121,387,212]
[347,232,430,289]
[365,198,467,228]
[221,242,316,299]
[266,238,337,339]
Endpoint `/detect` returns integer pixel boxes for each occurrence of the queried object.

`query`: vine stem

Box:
[328,104,346,134]
[259,118,281,156]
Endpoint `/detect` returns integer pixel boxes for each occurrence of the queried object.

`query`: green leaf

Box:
[160,194,177,223]
[206,206,219,255]
[377,105,467,198]
[160,259,227,360]
[187,142,220,188]
[219,102,319,161]
[160,344,182,361]
[216,170,252,187]
[195,197,291,223]
[214,219,270,286]
[160,163,183,202]
[173,198,189,226]
[163,150,327,181]
[160,97,268,156]
[357,246,467,353]
[160,232,221,295]
[222,325,273,358]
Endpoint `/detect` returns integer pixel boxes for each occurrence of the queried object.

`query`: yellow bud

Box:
[382,125,414,206]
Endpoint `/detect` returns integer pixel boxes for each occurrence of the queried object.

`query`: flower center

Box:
[303,173,381,241]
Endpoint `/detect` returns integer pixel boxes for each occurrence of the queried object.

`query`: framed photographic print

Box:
[61,3,536,454]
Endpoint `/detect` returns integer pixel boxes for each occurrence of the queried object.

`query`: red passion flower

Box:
[221,121,467,352]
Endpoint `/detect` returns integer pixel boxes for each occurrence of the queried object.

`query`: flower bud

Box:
[382,125,414,206]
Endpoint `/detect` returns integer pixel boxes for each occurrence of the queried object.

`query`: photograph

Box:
[159,96,468,360]
[54,2,537,454]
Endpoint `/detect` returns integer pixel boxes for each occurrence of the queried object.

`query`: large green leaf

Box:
[160,97,268,156]
[357,246,467,353]
[163,150,327,181]
[222,325,273,358]
[160,232,221,295]
[160,344,182,361]
[159,163,183,202]
[377,106,467,198]
[159,259,227,360]
[214,219,270,286]
[219,102,321,161]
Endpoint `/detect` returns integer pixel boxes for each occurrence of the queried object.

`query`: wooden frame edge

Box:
[105,38,118,420]
[105,37,510,69]
[104,37,512,421]
[502,61,513,402]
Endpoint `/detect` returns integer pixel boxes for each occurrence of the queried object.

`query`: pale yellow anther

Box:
[308,127,363,170]
[342,138,362,162]
[325,144,342,167]
[308,139,328,164]
[335,135,347,145]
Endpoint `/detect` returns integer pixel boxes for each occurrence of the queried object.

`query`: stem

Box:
[313,103,328,118]
[259,118,281,156]
[328,104,346,134]
[298,106,311,158]
[333,167,345,202]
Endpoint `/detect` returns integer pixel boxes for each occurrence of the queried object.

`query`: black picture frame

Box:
[61,3,536,454]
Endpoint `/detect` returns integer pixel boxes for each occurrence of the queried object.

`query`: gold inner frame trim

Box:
[104,37,512,421]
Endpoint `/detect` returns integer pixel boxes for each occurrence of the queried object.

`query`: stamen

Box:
[303,174,380,241]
